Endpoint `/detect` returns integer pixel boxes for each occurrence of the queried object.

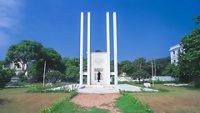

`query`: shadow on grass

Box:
[0,98,11,105]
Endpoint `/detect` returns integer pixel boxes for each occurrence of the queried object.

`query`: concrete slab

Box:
[50,84,158,94]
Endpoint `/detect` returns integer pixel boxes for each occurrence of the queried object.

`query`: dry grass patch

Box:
[132,85,200,113]
[0,88,67,113]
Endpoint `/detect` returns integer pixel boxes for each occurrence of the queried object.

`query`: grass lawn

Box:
[45,100,108,113]
[42,91,109,113]
[115,93,153,113]
[131,84,200,113]
[0,88,67,113]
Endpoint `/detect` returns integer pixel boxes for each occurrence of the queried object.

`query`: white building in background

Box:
[169,44,183,64]
[3,62,23,74]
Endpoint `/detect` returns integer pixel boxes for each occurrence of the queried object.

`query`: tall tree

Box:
[150,57,170,76]
[28,48,64,82]
[62,58,79,81]
[179,28,200,82]
[119,60,135,76]
[6,40,43,76]
[40,48,64,72]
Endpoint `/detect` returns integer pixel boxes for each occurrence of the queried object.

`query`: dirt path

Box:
[71,93,121,113]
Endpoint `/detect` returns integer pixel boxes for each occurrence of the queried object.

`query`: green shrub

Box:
[0,68,15,88]
[69,90,78,99]
[46,70,64,83]
[18,72,28,82]
[194,76,200,88]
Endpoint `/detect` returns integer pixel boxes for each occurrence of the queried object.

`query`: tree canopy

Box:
[6,40,43,63]
[0,64,15,88]
[5,40,64,82]
[178,28,200,82]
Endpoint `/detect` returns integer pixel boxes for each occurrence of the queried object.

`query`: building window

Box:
[174,60,176,63]
[173,51,175,55]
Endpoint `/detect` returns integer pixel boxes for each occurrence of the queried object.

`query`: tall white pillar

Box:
[113,12,118,85]
[106,12,111,85]
[87,12,91,85]
[79,12,84,85]
[106,12,110,54]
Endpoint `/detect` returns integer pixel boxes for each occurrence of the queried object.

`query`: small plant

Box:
[69,90,78,99]
[42,97,66,113]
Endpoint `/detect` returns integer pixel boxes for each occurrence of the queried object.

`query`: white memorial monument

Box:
[79,12,118,86]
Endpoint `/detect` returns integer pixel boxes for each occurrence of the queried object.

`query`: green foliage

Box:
[115,93,153,113]
[62,58,79,81]
[0,66,15,88]
[162,63,179,78]
[132,70,151,80]
[179,28,200,83]
[152,57,170,76]
[195,15,200,24]
[119,60,136,76]
[28,61,43,82]
[40,48,65,73]
[5,40,64,82]
[194,76,200,88]
[46,70,64,83]
[69,90,78,99]
[6,40,43,63]
[18,72,28,82]
[41,96,75,113]
[119,57,170,80]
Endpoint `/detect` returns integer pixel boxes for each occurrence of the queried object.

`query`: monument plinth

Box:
[79,12,118,86]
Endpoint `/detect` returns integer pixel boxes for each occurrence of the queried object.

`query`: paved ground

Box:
[71,93,121,113]
[78,85,119,93]
[77,84,158,94]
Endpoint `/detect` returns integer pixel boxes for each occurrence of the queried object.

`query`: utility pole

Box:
[154,59,157,76]
[43,61,46,87]
[151,60,154,86]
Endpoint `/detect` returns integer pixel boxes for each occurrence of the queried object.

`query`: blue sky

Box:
[0,0,200,61]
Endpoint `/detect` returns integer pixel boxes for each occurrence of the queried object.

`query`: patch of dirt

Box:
[71,93,121,113]
[0,88,66,113]
[135,93,200,113]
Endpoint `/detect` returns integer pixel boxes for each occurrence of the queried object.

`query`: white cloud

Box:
[0,0,24,59]
[0,0,24,47]
[0,0,23,31]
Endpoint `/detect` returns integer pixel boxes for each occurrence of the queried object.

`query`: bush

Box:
[194,76,200,88]
[46,70,64,83]
[18,72,28,82]
[0,68,15,88]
